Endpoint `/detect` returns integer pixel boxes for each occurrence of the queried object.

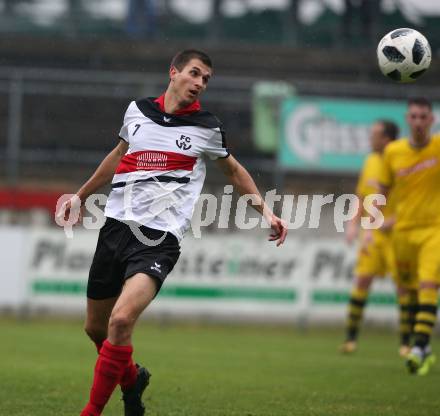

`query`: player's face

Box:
[169,58,212,105]
[369,122,388,152]
[406,104,434,140]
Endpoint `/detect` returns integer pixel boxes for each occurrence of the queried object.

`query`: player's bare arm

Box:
[360,186,388,254]
[76,140,129,201]
[375,184,396,232]
[346,194,363,245]
[58,139,128,222]
[216,154,287,246]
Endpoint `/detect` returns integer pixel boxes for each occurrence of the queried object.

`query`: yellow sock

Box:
[414,288,438,349]
[345,287,369,341]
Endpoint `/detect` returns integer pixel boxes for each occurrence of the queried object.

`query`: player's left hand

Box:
[379,216,395,232]
[268,215,288,247]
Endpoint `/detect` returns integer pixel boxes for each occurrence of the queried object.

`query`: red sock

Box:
[94,341,103,354]
[120,359,138,391]
[93,340,136,391]
[80,340,133,416]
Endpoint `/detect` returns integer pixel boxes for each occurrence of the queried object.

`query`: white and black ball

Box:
[377,28,431,83]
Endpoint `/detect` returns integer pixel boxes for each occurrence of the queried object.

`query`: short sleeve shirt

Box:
[105,97,229,241]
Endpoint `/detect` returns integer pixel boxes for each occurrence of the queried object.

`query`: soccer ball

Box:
[377,28,431,83]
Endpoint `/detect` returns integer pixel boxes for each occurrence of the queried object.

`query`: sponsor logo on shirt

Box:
[115,150,197,173]
[396,157,438,177]
[137,152,168,170]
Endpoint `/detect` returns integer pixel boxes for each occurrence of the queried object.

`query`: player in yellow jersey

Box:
[379,97,440,375]
[340,120,411,355]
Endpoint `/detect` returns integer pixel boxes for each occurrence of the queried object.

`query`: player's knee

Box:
[84,323,106,343]
[356,276,373,289]
[108,312,132,335]
[397,286,409,296]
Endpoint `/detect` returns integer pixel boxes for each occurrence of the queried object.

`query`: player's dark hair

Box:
[171,49,213,71]
[378,119,399,141]
[408,97,432,110]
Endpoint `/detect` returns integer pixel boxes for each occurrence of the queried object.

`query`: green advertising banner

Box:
[279,97,440,173]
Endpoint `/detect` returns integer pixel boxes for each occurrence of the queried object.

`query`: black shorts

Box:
[87,217,180,300]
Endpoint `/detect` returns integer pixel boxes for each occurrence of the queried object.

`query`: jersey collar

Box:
[154,94,201,115]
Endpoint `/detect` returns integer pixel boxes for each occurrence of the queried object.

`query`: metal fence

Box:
[0,67,258,186]
[2,65,440,187]
[3,65,440,232]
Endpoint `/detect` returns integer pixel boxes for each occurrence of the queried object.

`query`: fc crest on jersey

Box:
[176,134,192,150]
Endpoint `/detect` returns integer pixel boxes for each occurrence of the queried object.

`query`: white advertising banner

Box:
[0,226,399,324]
[303,240,397,324]
[26,228,97,310]
[155,234,305,322]
[0,227,28,307]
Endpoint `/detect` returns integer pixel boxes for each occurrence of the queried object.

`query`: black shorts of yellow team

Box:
[87,217,180,300]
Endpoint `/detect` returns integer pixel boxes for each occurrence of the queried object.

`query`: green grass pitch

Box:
[1,318,439,415]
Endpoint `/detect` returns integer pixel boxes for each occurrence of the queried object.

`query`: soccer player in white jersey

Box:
[57,49,287,416]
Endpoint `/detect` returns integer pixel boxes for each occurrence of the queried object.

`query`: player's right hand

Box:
[360,229,373,255]
[55,194,84,226]
[268,215,288,247]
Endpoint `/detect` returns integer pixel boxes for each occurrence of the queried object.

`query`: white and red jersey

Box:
[104,96,229,242]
